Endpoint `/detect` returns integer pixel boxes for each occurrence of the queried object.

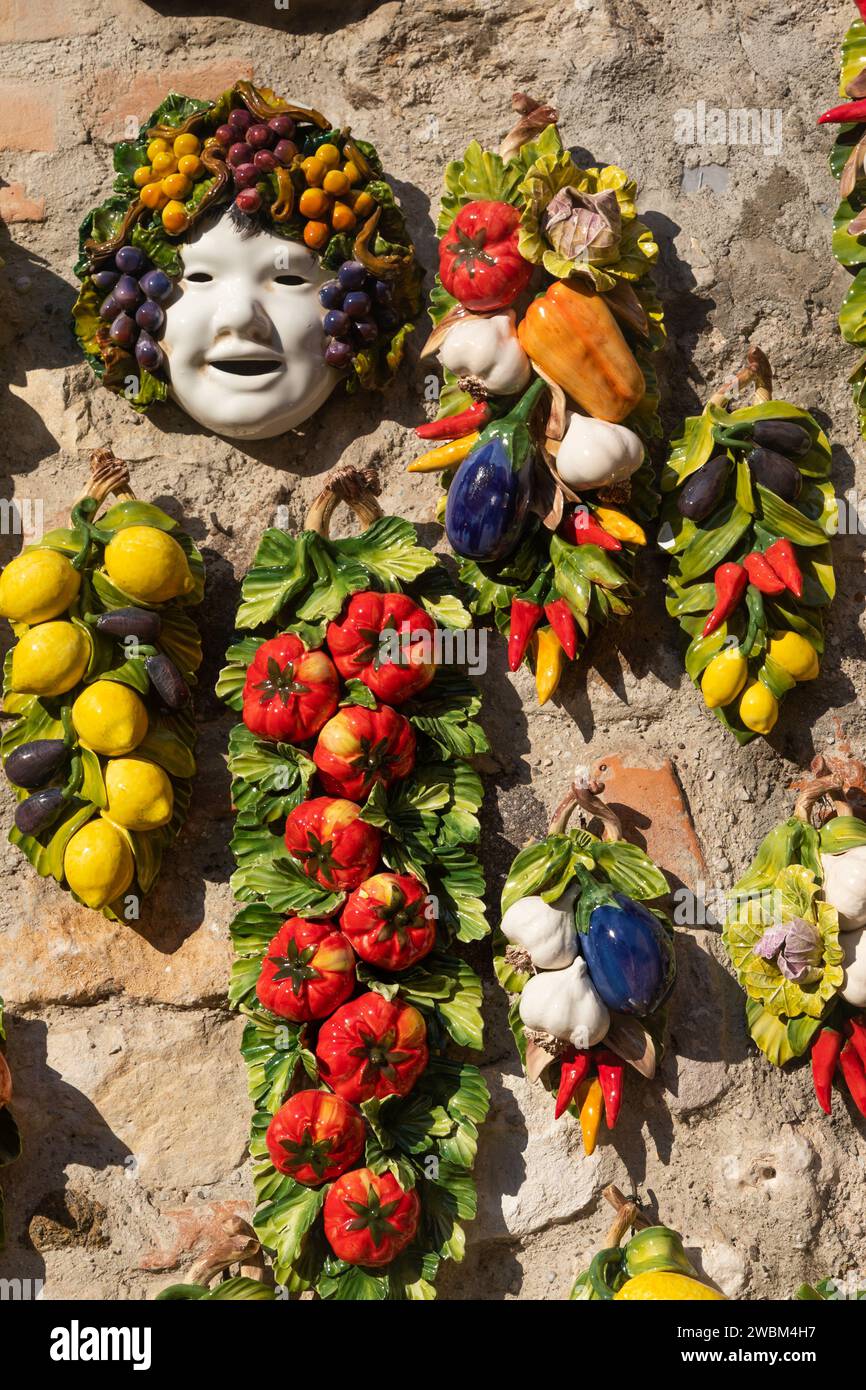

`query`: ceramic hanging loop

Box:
[709,343,773,410]
[791,751,866,826]
[547,768,624,842]
[305,464,383,539]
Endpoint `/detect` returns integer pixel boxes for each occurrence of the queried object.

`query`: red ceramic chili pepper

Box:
[743,551,786,595]
[544,597,578,659]
[507,574,546,672]
[811,1025,844,1115]
[554,1048,592,1120]
[594,1048,624,1129]
[859,0,866,21]
[763,538,803,599]
[845,1015,866,1070]
[839,1040,866,1119]
[817,98,866,125]
[561,508,622,551]
[415,401,492,440]
[701,562,748,637]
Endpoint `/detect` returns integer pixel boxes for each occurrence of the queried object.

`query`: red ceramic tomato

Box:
[256,917,355,1022]
[265,1089,365,1185]
[316,991,429,1103]
[242,634,339,744]
[312,703,416,802]
[284,796,382,892]
[438,200,532,311]
[340,872,436,972]
[325,591,436,705]
[324,1167,420,1267]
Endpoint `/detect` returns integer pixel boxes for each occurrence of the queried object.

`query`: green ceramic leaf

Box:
[593,841,669,899]
[819,815,866,855]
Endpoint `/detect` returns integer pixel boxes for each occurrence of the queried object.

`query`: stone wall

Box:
[0,0,863,1300]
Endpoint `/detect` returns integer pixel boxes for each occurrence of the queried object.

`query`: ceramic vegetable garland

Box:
[217,466,489,1299]
[723,751,866,1124]
[661,348,836,743]
[0,998,19,1250]
[497,773,675,1154]
[0,451,203,917]
[408,94,664,705]
[73,80,420,436]
[571,1185,726,1301]
[821,2,866,435]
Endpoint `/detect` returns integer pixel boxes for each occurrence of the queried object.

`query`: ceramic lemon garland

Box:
[215,467,489,1300]
[661,348,836,743]
[0,451,203,917]
[408,93,664,706]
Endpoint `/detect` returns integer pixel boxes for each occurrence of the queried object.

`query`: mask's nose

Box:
[211,279,274,341]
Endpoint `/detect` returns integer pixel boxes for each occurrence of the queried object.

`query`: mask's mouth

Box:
[208,359,283,376]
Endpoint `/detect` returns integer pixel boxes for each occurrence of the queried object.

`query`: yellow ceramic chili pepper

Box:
[534,626,565,705]
[579,1076,604,1155]
[407,432,480,473]
[591,506,646,546]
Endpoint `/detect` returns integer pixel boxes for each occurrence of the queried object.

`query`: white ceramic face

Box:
[161,211,339,439]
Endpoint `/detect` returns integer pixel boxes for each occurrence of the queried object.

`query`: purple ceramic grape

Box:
[115,245,146,276]
[338,261,367,291]
[323,309,351,339]
[227,142,253,168]
[114,275,143,310]
[343,290,372,319]
[138,268,172,302]
[268,115,296,139]
[253,149,277,174]
[215,124,234,147]
[235,188,262,215]
[109,312,137,348]
[246,124,273,149]
[373,279,392,304]
[135,299,165,333]
[92,269,119,293]
[99,292,120,321]
[319,280,344,310]
[324,339,353,369]
[273,139,298,165]
[233,162,259,189]
[135,332,162,371]
[353,318,378,345]
[229,108,252,130]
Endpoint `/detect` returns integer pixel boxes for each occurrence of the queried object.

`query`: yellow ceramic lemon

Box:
[64,818,134,908]
[614,1272,726,1301]
[700,648,747,709]
[739,679,778,735]
[72,680,148,755]
[768,631,819,682]
[104,526,193,604]
[0,549,81,624]
[10,621,90,696]
[103,758,173,830]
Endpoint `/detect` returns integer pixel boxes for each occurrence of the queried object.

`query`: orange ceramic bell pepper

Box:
[516,281,645,423]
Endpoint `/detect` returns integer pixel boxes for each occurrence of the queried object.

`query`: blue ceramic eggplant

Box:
[580,891,676,1016]
[445,377,545,563]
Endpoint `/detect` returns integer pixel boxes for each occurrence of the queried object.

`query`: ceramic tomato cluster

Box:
[240,589,440,1268]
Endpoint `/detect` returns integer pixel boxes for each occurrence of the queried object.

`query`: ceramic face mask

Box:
[72,84,421,438]
[161,212,339,439]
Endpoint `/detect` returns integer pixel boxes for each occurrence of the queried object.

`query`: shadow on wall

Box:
[0,1012,132,1290]
[143,0,390,32]
[0,223,76,486]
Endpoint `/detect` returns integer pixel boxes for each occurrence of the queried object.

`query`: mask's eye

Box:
[185,271,213,283]
[274,274,305,286]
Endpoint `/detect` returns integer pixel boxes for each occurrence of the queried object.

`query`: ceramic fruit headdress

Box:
[73,81,421,417]
[408,93,664,706]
